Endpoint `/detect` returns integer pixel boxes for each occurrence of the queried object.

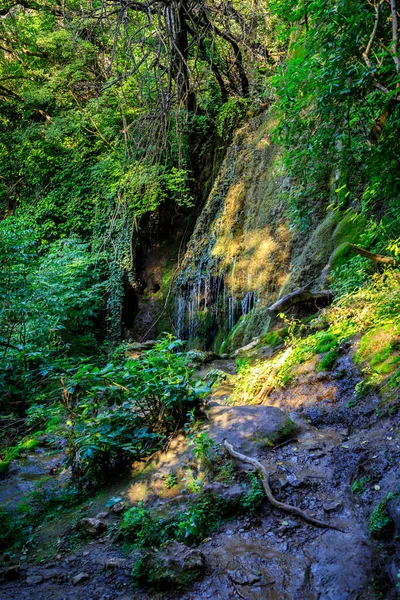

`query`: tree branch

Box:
[390,0,400,75]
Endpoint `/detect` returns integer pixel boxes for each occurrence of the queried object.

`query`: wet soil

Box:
[1,354,399,600]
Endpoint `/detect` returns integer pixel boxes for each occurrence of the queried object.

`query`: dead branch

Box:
[267,285,334,314]
[223,439,345,531]
[362,0,385,70]
[390,0,400,75]
[347,243,399,266]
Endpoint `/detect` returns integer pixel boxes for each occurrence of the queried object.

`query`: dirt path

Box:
[1,355,399,599]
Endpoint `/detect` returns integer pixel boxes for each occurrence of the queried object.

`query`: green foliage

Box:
[369,494,395,538]
[164,472,178,489]
[0,483,87,552]
[272,0,400,233]
[121,487,248,555]
[120,502,167,548]
[231,272,400,405]
[0,435,41,475]
[0,222,107,417]
[62,336,205,484]
[216,98,248,140]
[0,507,24,550]
[240,472,264,513]
[182,468,203,493]
[316,349,339,372]
[189,432,215,467]
[351,476,371,496]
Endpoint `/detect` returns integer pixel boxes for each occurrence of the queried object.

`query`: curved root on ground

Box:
[223,439,345,532]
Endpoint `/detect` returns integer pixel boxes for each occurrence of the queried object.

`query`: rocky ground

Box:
[1,352,399,600]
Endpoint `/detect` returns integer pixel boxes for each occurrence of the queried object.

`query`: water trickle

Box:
[241,291,254,316]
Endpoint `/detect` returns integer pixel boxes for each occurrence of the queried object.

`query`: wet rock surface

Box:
[0,449,66,508]
[206,403,296,453]
[1,354,400,599]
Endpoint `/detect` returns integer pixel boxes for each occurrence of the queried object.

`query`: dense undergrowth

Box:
[231,270,400,408]
[0,0,400,590]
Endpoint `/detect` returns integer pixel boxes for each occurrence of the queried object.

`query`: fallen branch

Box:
[223,439,345,532]
[267,285,333,314]
[347,243,398,266]
[320,242,398,287]
[271,437,298,451]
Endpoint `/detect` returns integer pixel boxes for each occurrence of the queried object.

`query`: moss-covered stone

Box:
[369,494,395,539]
[261,415,297,447]
[131,542,205,588]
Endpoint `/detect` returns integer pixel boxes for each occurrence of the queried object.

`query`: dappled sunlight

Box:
[180,115,293,311]
[126,434,193,505]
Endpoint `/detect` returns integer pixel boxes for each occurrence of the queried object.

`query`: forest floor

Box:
[1,352,399,600]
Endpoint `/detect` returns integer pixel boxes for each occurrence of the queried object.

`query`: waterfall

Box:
[174,261,259,349]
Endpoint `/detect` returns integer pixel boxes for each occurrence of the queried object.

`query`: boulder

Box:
[77,517,107,536]
[104,558,129,569]
[110,501,125,514]
[134,541,205,586]
[205,403,296,454]
[26,575,44,585]
[72,572,90,585]
[186,350,221,365]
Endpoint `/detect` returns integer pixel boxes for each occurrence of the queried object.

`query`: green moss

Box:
[374,356,400,374]
[0,436,41,475]
[369,494,395,538]
[313,331,339,354]
[351,476,371,496]
[332,210,365,247]
[280,210,339,294]
[316,349,339,371]
[262,329,287,347]
[262,416,297,447]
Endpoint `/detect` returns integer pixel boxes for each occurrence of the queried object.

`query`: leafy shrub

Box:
[240,472,264,513]
[189,432,215,467]
[62,336,206,484]
[121,502,168,548]
[164,472,178,489]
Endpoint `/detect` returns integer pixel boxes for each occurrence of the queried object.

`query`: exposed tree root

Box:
[223,439,345,532]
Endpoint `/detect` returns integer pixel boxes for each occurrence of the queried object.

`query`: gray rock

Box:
[127,340,157,351]
[137,541,205,585]
[227,569,261,585]
[42,568,61,581]
[78,517,107,535]
[104,558,128,569]
[96,511,109,519]
[202,482,244,503]
[206,403,296,454]
[26,575,44,585]
[323,501,342,513]
[72,572,90,585]
[110,501,125,514]
[187,350,221,364]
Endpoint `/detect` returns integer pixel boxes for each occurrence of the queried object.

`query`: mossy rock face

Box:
[280,211,339,295]
[222,306,272,354]
[132,541,205,587]
[332,210,365,247]
[186,350,221,365]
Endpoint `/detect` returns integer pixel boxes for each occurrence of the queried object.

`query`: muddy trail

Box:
[1,353,399,600]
